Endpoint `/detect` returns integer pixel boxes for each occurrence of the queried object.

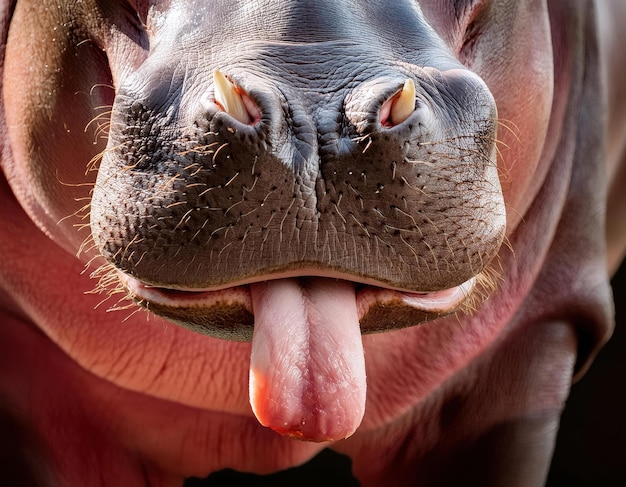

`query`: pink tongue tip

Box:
[249,278,367,442]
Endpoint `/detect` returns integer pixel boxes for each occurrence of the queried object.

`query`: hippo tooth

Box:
[213,69,252,124]
[390,78,416,125]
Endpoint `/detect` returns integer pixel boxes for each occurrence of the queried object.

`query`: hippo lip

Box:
[117,270,476,340]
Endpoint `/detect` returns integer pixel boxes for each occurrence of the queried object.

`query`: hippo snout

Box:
[90,51,504,339]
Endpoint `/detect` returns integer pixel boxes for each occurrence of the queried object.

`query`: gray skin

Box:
[0,0,624,486]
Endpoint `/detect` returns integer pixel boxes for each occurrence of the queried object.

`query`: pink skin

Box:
[0,0,623,485]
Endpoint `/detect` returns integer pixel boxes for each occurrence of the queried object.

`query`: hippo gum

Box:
[1,1,625,486]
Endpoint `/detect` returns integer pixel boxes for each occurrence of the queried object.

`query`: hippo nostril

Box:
[213,70,261,125]
[379,79,416,127]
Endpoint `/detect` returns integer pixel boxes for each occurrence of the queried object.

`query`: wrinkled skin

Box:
[1,0,625,486]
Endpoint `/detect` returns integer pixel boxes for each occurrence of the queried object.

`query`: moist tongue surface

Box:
[249,277,367,442]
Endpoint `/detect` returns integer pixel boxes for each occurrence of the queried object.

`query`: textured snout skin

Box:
[1,0,625,485]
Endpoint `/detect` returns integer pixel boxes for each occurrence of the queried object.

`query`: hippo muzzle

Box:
[1,0,507,443]
[90,10,505,342]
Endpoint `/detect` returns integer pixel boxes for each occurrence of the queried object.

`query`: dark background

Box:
[547,259,626,486]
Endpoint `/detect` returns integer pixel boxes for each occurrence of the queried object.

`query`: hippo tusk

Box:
[390,78,416,126]
[213,69,260,124]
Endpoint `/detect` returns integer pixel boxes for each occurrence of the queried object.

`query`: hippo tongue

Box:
[249,278,367,442]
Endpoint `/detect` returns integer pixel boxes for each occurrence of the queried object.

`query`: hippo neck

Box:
[502,0,612,376]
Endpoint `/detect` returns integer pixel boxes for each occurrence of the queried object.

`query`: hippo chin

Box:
[1,0,625,485]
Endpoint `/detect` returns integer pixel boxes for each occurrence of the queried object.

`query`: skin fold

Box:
[0,0,624,485]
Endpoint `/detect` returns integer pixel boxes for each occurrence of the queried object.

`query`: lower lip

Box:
[119,272,475,318]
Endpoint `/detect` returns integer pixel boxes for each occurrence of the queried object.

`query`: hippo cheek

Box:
[1,2,116,255]
[89,55,505,441]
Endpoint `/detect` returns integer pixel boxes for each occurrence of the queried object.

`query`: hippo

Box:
[1,0,625,485]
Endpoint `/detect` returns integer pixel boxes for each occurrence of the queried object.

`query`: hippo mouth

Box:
[115,269,480,441]
[119,270,477,341]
